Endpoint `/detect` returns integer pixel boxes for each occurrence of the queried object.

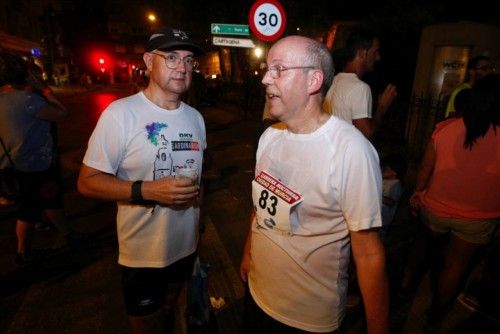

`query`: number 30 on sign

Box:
[248,0,287,42]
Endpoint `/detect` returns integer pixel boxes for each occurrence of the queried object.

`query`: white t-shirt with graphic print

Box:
[83,92,206,268]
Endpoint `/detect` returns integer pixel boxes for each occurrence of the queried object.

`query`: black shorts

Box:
[121,252,197,317]
[16,164,64,224]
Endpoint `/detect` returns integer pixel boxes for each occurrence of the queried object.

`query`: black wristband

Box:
[131,180,143,202]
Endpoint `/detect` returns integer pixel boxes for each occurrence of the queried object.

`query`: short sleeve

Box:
[82,107,126,175]
[337,139,382,231]
[350,83,372,120]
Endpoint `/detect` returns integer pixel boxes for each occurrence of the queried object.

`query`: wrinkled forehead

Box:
[155,49,194,57]
[268,39,305,65]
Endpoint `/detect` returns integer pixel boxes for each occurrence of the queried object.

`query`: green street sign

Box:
[211,23,250,36]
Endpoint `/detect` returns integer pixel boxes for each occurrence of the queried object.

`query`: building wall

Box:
[0,32,40,54]
[405,21,500,159]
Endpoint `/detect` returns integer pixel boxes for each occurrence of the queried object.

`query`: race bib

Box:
[252,171,303,235]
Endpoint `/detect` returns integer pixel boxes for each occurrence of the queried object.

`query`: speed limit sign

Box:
[248,0,287,42]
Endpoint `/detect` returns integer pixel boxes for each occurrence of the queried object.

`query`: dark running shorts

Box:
[16,165,64,224]
[121,252,197,317]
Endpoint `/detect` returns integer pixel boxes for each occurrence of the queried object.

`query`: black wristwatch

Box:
[131,180,144,202]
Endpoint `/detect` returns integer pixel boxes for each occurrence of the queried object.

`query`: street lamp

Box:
[147,13,157,23]
[146,12,158,33]
[254,47,263,59]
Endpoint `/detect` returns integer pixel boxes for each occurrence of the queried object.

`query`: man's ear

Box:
[307,69,324,95]
[143,52,153,71]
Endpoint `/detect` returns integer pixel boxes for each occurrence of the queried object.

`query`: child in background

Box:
[380,153,407,239]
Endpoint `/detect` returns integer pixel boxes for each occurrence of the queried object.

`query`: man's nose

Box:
[262,70,272,85]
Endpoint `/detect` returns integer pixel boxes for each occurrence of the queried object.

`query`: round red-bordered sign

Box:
[248,0,287,42]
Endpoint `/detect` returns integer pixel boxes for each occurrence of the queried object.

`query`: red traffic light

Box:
[98,57,106,72]
[89,51,112,72]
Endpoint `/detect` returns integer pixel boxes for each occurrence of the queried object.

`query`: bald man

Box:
[240,36,389,334]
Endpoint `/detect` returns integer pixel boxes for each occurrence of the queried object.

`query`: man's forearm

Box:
[351,230,390,334]
[356,252,390,334]
[77,167,133,201]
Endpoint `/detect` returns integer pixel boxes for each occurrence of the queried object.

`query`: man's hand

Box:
[377,84,397,116]
[354,84,397,140]
[240,212,256,282]
[409,191,424,216]
[146,177,199,206]
[78,165,199,205]
[240,251,251,283]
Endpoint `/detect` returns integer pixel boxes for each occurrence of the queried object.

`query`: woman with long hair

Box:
[406,73,499,325]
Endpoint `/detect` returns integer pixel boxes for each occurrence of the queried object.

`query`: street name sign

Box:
[212,36,256,48]
[211,23,250,36]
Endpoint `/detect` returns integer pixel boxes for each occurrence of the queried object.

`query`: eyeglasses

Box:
[264,65,316,79]
[151,52,198,71]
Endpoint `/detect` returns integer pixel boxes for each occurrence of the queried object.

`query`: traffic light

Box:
[90,51,111,73]
[98,57,106,72]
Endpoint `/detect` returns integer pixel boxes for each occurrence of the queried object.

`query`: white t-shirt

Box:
[324,72,372,122]
[83,92,206,268]
[249,116,382,332]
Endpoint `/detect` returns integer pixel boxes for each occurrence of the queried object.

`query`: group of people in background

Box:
[1,23,498,334]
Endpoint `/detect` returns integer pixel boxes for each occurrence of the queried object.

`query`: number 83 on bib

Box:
[252,171,302,235]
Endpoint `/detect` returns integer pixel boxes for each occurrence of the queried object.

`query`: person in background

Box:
[323,29,397,140]
[78,27,205,334]
[0,53,69,264]
[25,62,81,238]
[380,153,407,239]
[445,55,494,118]
[240,35,389,334]
[406,73,500,327]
